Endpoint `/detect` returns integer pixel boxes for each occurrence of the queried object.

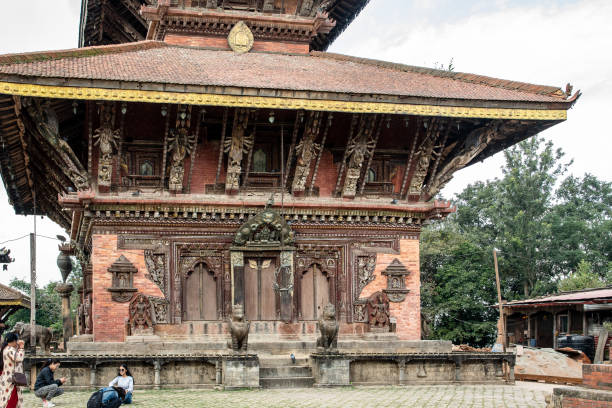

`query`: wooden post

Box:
[493,249,505,350]
[30,231,36,353]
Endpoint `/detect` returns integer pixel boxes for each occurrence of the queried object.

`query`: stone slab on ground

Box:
[515,348,583,381]
[23,382,554,408]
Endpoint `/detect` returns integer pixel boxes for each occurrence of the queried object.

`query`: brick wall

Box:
[360,238,421,340]
[190,139,223,193]
[315,150,337,197]
[164,33,309,54]
[561,397,612,407]
[92,234,164,342]
[553,387,612,407]
[583,364,612,391]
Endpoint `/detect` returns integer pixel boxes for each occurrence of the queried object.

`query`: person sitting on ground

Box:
[108,364,134,404]
[34,358,66,408]
[101,386,126,408]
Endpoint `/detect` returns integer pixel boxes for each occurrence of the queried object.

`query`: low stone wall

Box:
[67,338,452,356]
[311,352,516,386]
[24,354,257,390]
[552,387,612,407]
[583,364,612,391]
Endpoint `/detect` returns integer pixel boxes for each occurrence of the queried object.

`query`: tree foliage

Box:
[6,258,82,338]
[421,135,611,346]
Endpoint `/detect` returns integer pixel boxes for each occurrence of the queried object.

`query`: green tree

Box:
[7,279,62,334]
[548,174,612,278]
[557,260,607,292]
[421,223,498,347]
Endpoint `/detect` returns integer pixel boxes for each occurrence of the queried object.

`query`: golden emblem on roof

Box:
[228,21,254,54]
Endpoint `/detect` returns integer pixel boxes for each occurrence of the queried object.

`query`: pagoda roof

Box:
[78,0,370,51]
[0,283,30,308]
[0,41,576,119]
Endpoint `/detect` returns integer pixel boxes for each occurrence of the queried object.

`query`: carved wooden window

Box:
[253,148,267,172]
[140,160,154,176]
[244,257,277,320]
[183,263,217,320]
[367,168,376,182]
[300,264,330,320]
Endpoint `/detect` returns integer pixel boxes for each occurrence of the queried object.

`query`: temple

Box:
[0,0,577,388]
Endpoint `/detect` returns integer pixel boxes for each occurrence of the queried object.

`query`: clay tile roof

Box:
[0,283,30,307]
[0,41,572,105]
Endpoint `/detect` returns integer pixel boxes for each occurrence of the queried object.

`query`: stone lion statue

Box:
[316,303,339,352]
[227,304,250,353]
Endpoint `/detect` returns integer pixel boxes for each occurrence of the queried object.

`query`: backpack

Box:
[86,389,103,408]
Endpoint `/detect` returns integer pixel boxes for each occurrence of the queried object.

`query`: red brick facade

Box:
[361,238,421,340]
[560,397,612,408]
[91,234,163,342]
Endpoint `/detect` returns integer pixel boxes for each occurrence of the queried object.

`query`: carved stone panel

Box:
[149,296,169,324]
[145,250,166,294]
[367,291,390,332]
[354,254,376,299]
[381,258,410,302]
[107,255,138,302]
[129,293,155,335]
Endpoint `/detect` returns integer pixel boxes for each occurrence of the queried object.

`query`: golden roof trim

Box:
[0,81,567,120]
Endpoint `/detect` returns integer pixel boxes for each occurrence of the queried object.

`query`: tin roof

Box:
[504,287,612,307]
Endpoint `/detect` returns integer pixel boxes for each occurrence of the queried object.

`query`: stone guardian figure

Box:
[227,304,250,353]
[316,303,339,352]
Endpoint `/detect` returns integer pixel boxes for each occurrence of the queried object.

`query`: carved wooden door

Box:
[300,264,330,320]
[244,257,277,320]
[184,263,217,320]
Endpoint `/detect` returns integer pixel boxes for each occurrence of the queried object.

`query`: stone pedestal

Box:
[311,353,350,387]
[221,355,259,389]
[55,283,74,350]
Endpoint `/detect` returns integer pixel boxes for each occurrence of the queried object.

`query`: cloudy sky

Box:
[0,0,610,287]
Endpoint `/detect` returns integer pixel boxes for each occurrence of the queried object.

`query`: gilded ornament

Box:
[0,81,568,120]
[228,21,254,54]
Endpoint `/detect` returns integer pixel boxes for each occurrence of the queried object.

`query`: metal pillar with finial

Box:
[56,239,74,351]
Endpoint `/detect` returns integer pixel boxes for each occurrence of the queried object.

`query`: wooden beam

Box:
[214,107,229,186]
[309,112,332,195]
[333,113,358,196]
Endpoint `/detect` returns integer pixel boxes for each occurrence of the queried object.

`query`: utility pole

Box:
[493,249,505,350]
[30,191,37,353]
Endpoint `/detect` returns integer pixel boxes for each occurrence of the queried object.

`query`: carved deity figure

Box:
[342,123,377,197]
[227,304,250,353]
[129,294,154,335]
[292,115,321,193]
[262,0,275,11]
[357,255,376,294]
[93,105,120,187]
[224,109,254,192]
[367,292,390,330]
[83,294,92,334]
[206,0,217,8]
[167,117,197,191]
[316,303,339,352]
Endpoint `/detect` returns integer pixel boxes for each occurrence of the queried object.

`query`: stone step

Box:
[258,355,310,367]
[260,366,312,378]
[260,376,315,389]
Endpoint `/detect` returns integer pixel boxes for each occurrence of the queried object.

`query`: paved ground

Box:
[23,382,556,408]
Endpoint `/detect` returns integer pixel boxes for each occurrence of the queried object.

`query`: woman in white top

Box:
[108,364,134,404]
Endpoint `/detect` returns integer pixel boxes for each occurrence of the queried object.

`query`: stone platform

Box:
[67,336,452,356]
